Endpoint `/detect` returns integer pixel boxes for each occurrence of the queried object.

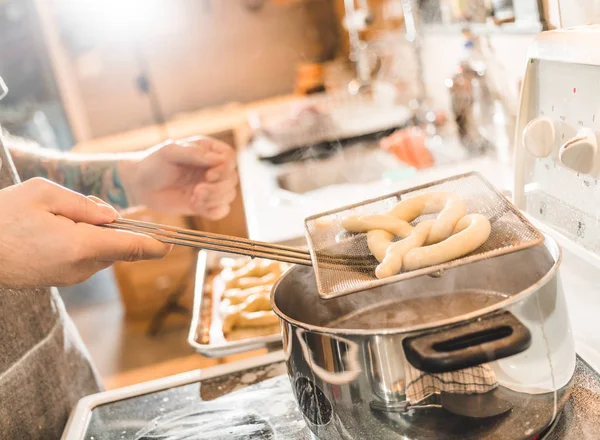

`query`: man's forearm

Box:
[5,135,131,210]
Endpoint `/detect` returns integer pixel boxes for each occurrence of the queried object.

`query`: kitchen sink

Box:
[276,142,407,194]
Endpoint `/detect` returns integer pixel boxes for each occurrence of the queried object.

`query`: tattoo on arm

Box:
[6,136,130,209]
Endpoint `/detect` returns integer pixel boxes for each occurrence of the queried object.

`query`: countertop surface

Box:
[79,354,600,439]
[238,146,513,244]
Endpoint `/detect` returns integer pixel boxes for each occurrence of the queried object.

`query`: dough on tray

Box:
[218,259,288,335]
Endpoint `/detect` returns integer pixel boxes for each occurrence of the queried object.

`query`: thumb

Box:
[32,179,118,224]
[81,225,172,262]
[88,196,122,218]
[159,139,226,168]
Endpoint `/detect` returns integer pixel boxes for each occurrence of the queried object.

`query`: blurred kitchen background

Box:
[0,0,583,388]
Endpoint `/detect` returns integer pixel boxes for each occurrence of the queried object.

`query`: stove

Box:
[61,351,600,439]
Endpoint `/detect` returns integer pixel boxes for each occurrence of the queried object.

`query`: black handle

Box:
[403,311,532,374]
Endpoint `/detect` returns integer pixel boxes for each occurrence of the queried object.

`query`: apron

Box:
[0,137,103,439]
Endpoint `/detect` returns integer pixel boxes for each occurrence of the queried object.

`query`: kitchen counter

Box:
[63,351,600,439]
[238,146,514,244]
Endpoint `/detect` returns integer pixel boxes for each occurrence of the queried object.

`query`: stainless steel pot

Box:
[271,235,575,439]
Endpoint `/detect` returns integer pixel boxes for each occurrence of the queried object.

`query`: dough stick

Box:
[225,259,261,280]
[222,292,271,315]
[223,259,281,288]
[221,292,273,332]
[367,230,395,262]
[223,284,273,304]
[388,192,467,244]
[236,311,279,328]
[237,271,280,289]
[342,215,413,238]
[375,220,434,279]
[314,215,336,229]
[427,197,468,245]
[238,292,271,313]
[222,310,279,333]
[403,214,491,271]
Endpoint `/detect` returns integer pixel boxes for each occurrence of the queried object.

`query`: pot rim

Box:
[270,233,562,336]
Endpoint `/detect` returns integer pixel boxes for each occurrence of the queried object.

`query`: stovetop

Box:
[543,356,600,439]
[78,355,600,440]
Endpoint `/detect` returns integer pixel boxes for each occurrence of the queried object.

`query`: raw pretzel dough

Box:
[219,258,287,334]
[314,215,337,230]
[223,259,284,289]
[341,192,490,278]
[221,291,276,333]
[221,292,271,316]
[342,214,413,237]
[222,310,279,333]
[222,284,273,305]
[375,220,434,279]
[235,272,280,290]
[403,214,491,271]
[367,230,394,262]
[388,192,467,244]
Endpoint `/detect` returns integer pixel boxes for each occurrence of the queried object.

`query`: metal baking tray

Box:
[188,250,283,358]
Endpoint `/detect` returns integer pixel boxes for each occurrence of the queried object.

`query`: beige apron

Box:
[0,137,102,439]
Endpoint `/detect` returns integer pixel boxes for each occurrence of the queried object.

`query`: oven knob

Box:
[522,116,556,158]
[559,128,598,175]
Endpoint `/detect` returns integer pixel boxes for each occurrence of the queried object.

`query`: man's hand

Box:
[0,178,171,288]
[118,136,238,220]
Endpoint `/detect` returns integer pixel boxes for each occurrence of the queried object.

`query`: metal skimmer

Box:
[104,172,543,300]
[304,171,544,299]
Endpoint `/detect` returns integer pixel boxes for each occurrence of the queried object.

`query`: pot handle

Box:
[403,311,532,374]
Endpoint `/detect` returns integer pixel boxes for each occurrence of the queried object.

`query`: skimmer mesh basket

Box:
[304,172,544,299]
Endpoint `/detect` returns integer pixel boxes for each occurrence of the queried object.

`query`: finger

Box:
[77,225,172,263]
[201,189,237,210]
[201,205,231,221]
[193,175,238,203]
[160,139,228,168]
[182,135,232,155]
[88,196,122,218]
[205,160,237,183]
[29,178,118,224]
[190,193,236,216]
